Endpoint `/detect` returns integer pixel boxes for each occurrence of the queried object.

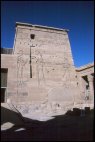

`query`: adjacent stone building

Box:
[76,63,94,102]
[1,22,94,105]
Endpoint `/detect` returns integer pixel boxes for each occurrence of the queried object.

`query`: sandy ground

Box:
[1,108,94,141]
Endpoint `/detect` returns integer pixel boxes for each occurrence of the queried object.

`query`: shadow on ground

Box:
[1,106,94,141]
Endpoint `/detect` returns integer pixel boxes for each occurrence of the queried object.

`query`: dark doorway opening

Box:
[1,88,6,103]
[1,68,8,103]
[82,75,89,100]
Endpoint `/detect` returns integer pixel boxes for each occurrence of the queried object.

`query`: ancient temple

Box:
[1,22,94,105]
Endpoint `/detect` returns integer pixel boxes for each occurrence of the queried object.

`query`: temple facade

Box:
[1,22,94,104]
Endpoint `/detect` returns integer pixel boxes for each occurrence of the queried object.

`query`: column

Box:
[87,74,94,100]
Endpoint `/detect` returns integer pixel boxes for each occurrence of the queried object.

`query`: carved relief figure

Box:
[62,57,71,87]
[36,50,46,86]
[17,50,28,88]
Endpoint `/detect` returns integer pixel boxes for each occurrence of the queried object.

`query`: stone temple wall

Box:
[1,23,94,128]
[1,23,80,103]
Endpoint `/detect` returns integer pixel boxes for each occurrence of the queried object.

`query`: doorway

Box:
[82,75,89,100]
[1,68,8,103]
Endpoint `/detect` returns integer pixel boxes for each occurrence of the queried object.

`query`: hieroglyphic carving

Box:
[28,41,72,88]
[35,50,46,86]
[33,43,72,87]
[62,57,71,87]
[17,49,28,94]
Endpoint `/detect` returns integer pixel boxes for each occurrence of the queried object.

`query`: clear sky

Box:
[1,1,94,67]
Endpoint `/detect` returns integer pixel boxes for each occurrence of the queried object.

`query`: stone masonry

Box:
[1,23,94,120]
[1,22,81,103]
[1,22,94,127]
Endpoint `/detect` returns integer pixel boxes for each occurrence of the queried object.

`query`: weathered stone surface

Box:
[1,22,94,106]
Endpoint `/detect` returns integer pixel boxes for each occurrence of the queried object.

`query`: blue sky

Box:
[1,1,94,67]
